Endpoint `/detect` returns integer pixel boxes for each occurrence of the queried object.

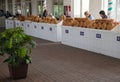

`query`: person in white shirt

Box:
[84,11,94,20]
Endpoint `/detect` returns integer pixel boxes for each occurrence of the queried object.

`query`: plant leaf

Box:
[17,47,27,58]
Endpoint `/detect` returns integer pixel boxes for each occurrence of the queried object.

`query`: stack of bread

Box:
[40,16,58,24]
[92,19,119,30]
[49,18,58,24]
[25,15,41,22]
[63,18,74,26]
[63,17,93,27]
[74,18,93,27]
[63,17,120,30]
[17,15,25,21]
[59,15,66,21]
[40,17,51,23]
[17,15,58,24]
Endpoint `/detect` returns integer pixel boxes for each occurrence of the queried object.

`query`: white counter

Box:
[62,26,120,59]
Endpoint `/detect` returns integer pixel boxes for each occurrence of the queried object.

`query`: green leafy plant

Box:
[0,27,36,67]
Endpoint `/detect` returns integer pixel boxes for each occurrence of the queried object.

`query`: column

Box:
[12,0,15,15]
[5,0,8,11]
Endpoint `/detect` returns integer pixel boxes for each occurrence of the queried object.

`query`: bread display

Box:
[94,19,119,30]
[63,18,74,26]
[18,15,25,21]
[92,22,97,29]
[95,19,114,23]
[97,22,102,29]
[101,23,107,30]
[79,21,83,27]
[106,23,114,30]
[63,17,119,30]
[17,15,58,24]
[49,18,58,24]
[59,15,66,20]
[86,20,94,28]
[73,20,79,27]
[17,15,119,30]
[17,15,120,30]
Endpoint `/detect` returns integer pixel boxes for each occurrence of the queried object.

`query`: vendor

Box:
[5,11,12,18]
[42,9,48,17]
[84,11,94,20]
[99,10,108,19]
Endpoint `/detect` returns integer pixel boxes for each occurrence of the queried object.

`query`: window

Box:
[102,0,108,14]
[24,0,32,16]
[25,2,32,16]
[81,0,89,17]
[53,0,63,19]
[74,0,80,17]
[37,0,45,16]
[0,0,5,11]
[15,0,21,14]
[74,0,89,17]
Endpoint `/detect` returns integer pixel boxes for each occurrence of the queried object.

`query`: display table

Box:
[22,21,32,35]
[22,21,62,42]
[5,19,120,58]
[5,19,15,29]
[37,23,62,42]
[62,26,120,59]
[36,22,62,42]
[14,20,21,27]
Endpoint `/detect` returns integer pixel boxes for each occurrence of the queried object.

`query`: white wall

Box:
[89,0,103,19]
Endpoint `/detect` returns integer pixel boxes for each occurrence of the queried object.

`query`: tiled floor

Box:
[0,28,120,82]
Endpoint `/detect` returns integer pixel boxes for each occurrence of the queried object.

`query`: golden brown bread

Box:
[73,20,79,27]
[60,15,66,20]
[18,15,25,21]
[62,17,118,30]
[106,23,114,30]
[101,23,107,30]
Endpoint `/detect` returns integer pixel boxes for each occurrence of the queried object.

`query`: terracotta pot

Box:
[8,63,28,79]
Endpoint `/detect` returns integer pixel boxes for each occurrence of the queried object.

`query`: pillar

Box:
[5,0,8,11]
[12,0,15,15]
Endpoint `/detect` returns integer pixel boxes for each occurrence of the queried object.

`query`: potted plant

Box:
[0,27,36,79]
